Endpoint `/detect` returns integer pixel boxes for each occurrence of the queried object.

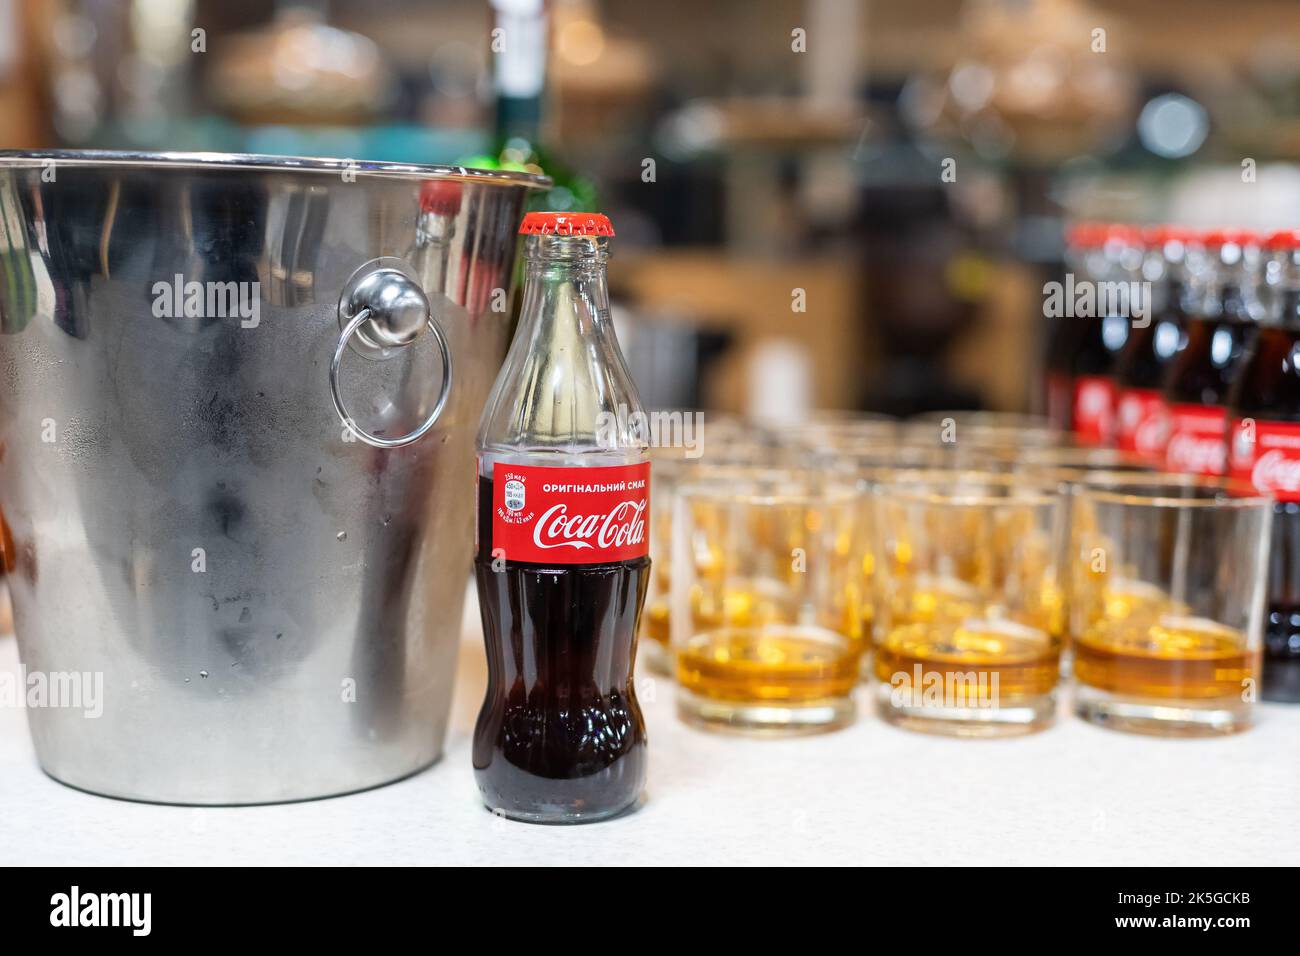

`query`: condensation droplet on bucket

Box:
[336,531,347,541]
[199,670,209,679]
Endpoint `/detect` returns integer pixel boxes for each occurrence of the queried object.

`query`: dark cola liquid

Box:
[1231,316,1300,701]
[1044,323,1078,430]
[1117,279,1185,390]
[1167,282,1255,406]
[473,475,649,822]
[1044,310,1128,435]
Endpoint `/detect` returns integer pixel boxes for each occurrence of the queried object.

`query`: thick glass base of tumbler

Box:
[1074,683,1253,736]
[676,689,855,736]
[858,650,874,682]
[640,637,675,676]
[875,683,1057,737]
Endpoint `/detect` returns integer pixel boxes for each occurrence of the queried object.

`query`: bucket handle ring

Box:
[329,274,453,448]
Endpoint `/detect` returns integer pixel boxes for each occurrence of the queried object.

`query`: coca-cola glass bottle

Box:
[1229,229,1300,702]
[1046,223,1138,445]
[1113,226,1193,461]
[1163,230,1261,475]
[473,211,650,823]
[1044,221,1101,431]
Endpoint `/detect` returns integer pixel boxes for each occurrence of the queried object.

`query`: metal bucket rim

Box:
[0,149,552,189]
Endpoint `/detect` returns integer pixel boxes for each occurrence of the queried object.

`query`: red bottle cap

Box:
[1264,230,1300,250]
[420,180,463,216]
[1143,224,1199,246]
[519,212,615,237]
[1102,223,1143,245]
[1201,228,1258,248]
[1066,221,1105,248]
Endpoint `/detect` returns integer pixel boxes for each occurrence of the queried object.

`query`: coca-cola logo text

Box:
[1116,390,1168,457]
[1133,414,1169,457]
[1252,450,1300,494]
[1165,405,1227,476]
[534,500,647,551]
[1166,432,1225,475]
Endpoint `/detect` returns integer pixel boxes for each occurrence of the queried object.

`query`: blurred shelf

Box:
[92,118,489,167]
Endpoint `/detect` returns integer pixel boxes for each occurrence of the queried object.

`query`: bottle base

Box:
[1074,683,1254,736]
[473,747,647,827]
[874,683,1056,737]
[480,792,644,826]
[675,688,855,736]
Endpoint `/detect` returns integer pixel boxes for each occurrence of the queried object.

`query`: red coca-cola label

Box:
[1115,387,1169,459]
[1072,375,1115,447]
[1164,403,1227,476]
[1230,418,1300,502]
[1046,371,1071,431]
[484,461,650,565]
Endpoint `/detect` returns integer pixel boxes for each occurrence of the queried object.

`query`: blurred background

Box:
[2,0,1300,421]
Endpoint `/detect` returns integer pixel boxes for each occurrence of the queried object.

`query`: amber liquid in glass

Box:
[875,619,1061,704]
[642,597,670,647]
[1074,616,1257,700]
[874,573,1062,704]
[676,626,859,703]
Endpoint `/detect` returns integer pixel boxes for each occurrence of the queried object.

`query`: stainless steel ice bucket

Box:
[0,150,547,803]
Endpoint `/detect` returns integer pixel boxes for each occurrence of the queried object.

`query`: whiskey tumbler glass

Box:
[670,469,868,734]
[871,471,1066,736]
[1068,476,1271,736]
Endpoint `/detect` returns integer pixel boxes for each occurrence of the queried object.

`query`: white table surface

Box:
[2,594,1298,867]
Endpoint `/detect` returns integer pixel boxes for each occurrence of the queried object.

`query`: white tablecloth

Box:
[2,593,1297,866]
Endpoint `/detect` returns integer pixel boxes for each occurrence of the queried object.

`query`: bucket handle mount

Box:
[329,266,452,449]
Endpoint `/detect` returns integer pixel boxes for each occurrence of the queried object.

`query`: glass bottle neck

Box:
[476,229,643,461]
[1280,292,1300,328]
[517,234,612,330]
[1271,254,1300,329]
[522,232,609,264]
[524,257,609,283]
[1195,261,1258,323]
